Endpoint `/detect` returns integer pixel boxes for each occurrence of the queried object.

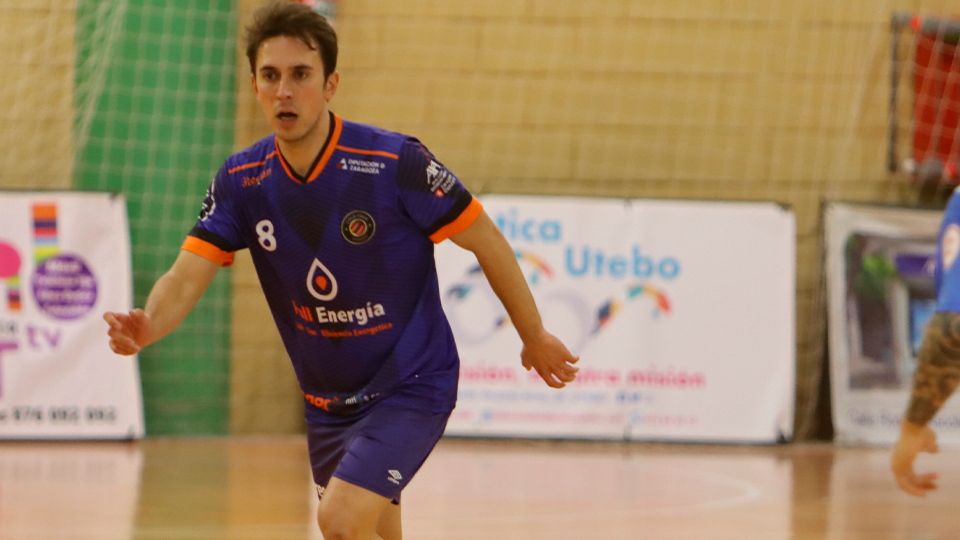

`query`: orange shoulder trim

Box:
[429,197,483,244]
[335,145,399,160]
[228,151,278,174]
[182,236,235,267]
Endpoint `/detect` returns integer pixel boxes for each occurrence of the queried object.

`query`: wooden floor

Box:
[0,437,958,539]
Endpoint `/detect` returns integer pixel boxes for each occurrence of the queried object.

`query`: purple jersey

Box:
[183,114,481,422]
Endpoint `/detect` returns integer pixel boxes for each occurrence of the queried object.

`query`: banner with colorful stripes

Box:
[0,192,143,439]
[437,196,796,443]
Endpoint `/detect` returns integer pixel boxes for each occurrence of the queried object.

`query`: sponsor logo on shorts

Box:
[944,224,960,270]
[302,390,381,412]
[387,469,403,485]
[341,210,376,245]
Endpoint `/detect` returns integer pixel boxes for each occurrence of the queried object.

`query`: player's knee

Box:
[318,521,364,540]
[317,504,365,540]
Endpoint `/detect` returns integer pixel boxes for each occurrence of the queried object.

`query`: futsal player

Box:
[891,190,960,497]
[104,2,579,539]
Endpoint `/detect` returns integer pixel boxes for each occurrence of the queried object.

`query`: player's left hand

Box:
[521,330,579,389]
[891,419,940,497]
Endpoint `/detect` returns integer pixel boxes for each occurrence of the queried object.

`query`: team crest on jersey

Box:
[198,181,216,221]
[943,224,960,270]
[341,210,376,245]
[426,160,457,198]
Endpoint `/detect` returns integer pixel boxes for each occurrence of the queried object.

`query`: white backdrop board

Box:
[437,196,795,442]
[824,202,960,446]
[0,192,144,439]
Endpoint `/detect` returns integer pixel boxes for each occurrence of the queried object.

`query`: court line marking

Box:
[412,466,766,524]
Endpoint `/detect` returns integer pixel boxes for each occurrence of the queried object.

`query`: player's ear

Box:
[324,71,339,101]
[251,74,258,95]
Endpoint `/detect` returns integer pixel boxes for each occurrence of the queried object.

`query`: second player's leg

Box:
[317,477,397,540]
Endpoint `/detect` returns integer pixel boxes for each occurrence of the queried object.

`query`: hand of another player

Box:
[891,419,940,497]
[104,309,151,356]
[520,330,579,389]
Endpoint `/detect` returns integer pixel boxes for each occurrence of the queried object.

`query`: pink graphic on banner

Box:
[0,243,20,278]
[32,254,98,320]
[0,241,22,312]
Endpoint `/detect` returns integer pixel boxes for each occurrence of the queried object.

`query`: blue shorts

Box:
[307,402,451,503]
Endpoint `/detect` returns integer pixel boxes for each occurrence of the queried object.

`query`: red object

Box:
[913,31,960,175]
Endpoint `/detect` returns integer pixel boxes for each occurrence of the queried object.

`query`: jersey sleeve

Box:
[395,139,482,243]
[936,189,960,311]
[182,164,246,267]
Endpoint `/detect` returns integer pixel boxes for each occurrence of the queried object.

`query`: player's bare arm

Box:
[451,210,579,388]
[104,250,221,355]
[905,311,960,424]
[892,310,960,496]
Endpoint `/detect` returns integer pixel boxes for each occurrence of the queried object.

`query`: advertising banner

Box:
[824,202,960,446]
[437,196,795,442]
[0,192,144,439]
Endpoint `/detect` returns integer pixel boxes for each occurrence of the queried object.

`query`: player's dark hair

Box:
[246,1,338,79]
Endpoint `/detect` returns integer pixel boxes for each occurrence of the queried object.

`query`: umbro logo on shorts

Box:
[387,469,402,485]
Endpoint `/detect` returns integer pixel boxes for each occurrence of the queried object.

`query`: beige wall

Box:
[1,0,951,436]
[232,0,957,436]
[0,1,75,190]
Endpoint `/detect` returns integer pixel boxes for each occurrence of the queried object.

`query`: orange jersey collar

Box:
[275,113,343,184]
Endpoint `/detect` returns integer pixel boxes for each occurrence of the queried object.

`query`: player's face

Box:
[253,35,338,146]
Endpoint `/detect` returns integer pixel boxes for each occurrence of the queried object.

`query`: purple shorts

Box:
[307,403,451,503]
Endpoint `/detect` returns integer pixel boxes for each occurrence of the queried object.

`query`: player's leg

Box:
[305,416,406,539]
[376,501,402,540]
[321,405,450,540]
[317,477,394,540]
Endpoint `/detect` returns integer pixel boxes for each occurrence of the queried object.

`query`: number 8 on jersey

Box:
[256,219,277,251]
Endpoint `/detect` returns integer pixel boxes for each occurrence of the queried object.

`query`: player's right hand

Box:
[891,419,940,497]
[104,309,150,356]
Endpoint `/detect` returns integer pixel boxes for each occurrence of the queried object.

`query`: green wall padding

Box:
[75,0,237,435]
